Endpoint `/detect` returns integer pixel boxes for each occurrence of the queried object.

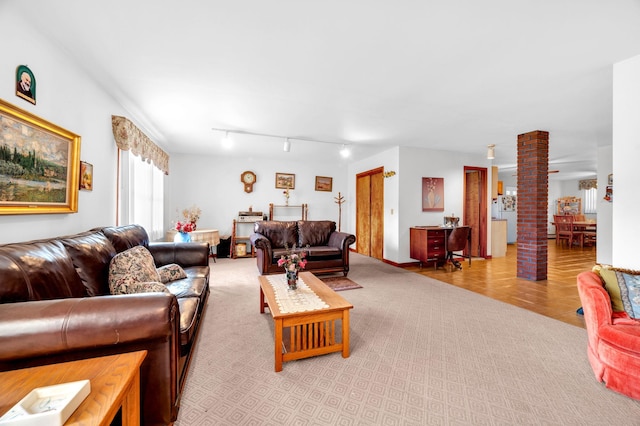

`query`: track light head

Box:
[487,144,495,160]
[283,138,291,152]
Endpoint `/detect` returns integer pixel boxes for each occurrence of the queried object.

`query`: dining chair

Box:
[582,230,597,247]
[445,226,471,270]
[554,215,583,248]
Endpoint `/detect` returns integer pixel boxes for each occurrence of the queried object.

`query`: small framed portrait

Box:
[16,65,36,105]
[80,161,93,191]
[275,172,295,189]
[315,176,333,192]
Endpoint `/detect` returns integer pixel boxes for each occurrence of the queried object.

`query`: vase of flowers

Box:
[180,205,202,230]
[283,188,290,206]
[173,205,201,242]
[174,221,195,242]
[277,245,308,290]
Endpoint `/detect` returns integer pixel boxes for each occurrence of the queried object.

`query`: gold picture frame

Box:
[0,98,81,214]
[315,176,333,192]
[275,172,295,189]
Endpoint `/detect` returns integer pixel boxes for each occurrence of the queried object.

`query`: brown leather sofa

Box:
[250,220,356,276]
[0,224,210,425]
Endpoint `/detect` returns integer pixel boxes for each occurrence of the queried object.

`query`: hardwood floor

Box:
[404,240,597,328]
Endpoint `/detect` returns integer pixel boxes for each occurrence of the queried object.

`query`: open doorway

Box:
[463,167,488,258]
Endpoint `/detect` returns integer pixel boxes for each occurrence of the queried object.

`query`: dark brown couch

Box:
[0,224,210,425]
[250,220,356,276]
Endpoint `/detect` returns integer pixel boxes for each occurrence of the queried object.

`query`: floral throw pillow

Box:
[157,263,187,283]
[615,271,640,319]
[108,246,167,295]
[595,264,640,318]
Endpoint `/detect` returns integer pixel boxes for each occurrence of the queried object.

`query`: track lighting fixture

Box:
[487,144,495,160]
[222,131,233,149]
[212,127,353,157]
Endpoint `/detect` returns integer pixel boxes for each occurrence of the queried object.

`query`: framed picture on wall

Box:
[80,161,93,190]
[315,176,332,192]
[16,65,36,105]
[275,172,295,189]
[422,177,444,211]
[0,99,80,214]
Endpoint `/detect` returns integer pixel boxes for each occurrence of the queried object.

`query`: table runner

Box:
[266,274,329,314]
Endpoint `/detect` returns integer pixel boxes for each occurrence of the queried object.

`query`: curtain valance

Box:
[111,115,169,175]
[578,179,597,190]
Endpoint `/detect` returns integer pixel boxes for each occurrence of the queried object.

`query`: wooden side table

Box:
[0,350,147,425]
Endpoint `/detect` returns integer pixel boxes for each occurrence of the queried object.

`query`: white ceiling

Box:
[10,1,640,180]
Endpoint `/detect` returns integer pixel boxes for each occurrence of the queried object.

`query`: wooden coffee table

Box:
[259,271,353,372]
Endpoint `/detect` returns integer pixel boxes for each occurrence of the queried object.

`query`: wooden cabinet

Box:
[231,219,255,259]
[491,166,498,199]
[410,226,447,267]
[557,197,581,215]
[491,219,507,258]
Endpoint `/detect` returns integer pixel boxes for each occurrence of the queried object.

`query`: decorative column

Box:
[517,130,548,281]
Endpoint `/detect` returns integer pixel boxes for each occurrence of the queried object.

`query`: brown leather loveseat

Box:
[0,224,210,425]
[250,220,356,276]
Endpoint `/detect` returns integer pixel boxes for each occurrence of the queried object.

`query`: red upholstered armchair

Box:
[576,270,640,400]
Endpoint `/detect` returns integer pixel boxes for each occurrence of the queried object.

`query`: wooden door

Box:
[463,167,488,258]
[356,167,384,260]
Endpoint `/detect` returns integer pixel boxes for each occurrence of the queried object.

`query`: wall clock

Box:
[241,170,257,193]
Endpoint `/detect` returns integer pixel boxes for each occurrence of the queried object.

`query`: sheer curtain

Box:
[583,188,597,214]
[119,150,165,240]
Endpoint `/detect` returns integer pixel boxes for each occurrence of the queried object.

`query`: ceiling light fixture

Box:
[487,144,495,160]
[222,131,233,149]
[212,127,353,157]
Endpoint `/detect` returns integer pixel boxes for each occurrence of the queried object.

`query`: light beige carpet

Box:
[175,254,640,425]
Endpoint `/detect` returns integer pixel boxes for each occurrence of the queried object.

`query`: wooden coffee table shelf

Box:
[0,350,147,425]
[259,271,353,372]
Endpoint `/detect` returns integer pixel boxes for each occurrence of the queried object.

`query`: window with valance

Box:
[111,115,169,175]
[578,179,597,190]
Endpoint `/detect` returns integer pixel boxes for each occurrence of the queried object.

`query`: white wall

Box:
[597,145,613,264]
[612,53,640,269]
[0,4,133,243]
[347,146,493,264]
[167,152,350,239]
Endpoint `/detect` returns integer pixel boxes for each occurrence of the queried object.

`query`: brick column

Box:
[517,130,548,281]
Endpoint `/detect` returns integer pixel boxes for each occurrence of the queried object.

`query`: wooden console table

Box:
[0,350,147,425]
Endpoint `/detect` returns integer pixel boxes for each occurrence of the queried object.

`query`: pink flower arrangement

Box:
[277,248,308,274]
[175,221,195,234]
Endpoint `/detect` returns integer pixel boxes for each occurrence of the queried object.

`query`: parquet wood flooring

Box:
[404,241,596,328]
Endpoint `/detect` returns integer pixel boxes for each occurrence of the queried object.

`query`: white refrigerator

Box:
[493,195,517,243]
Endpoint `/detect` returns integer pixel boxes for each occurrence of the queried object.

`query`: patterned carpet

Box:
[175,254,640,425]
